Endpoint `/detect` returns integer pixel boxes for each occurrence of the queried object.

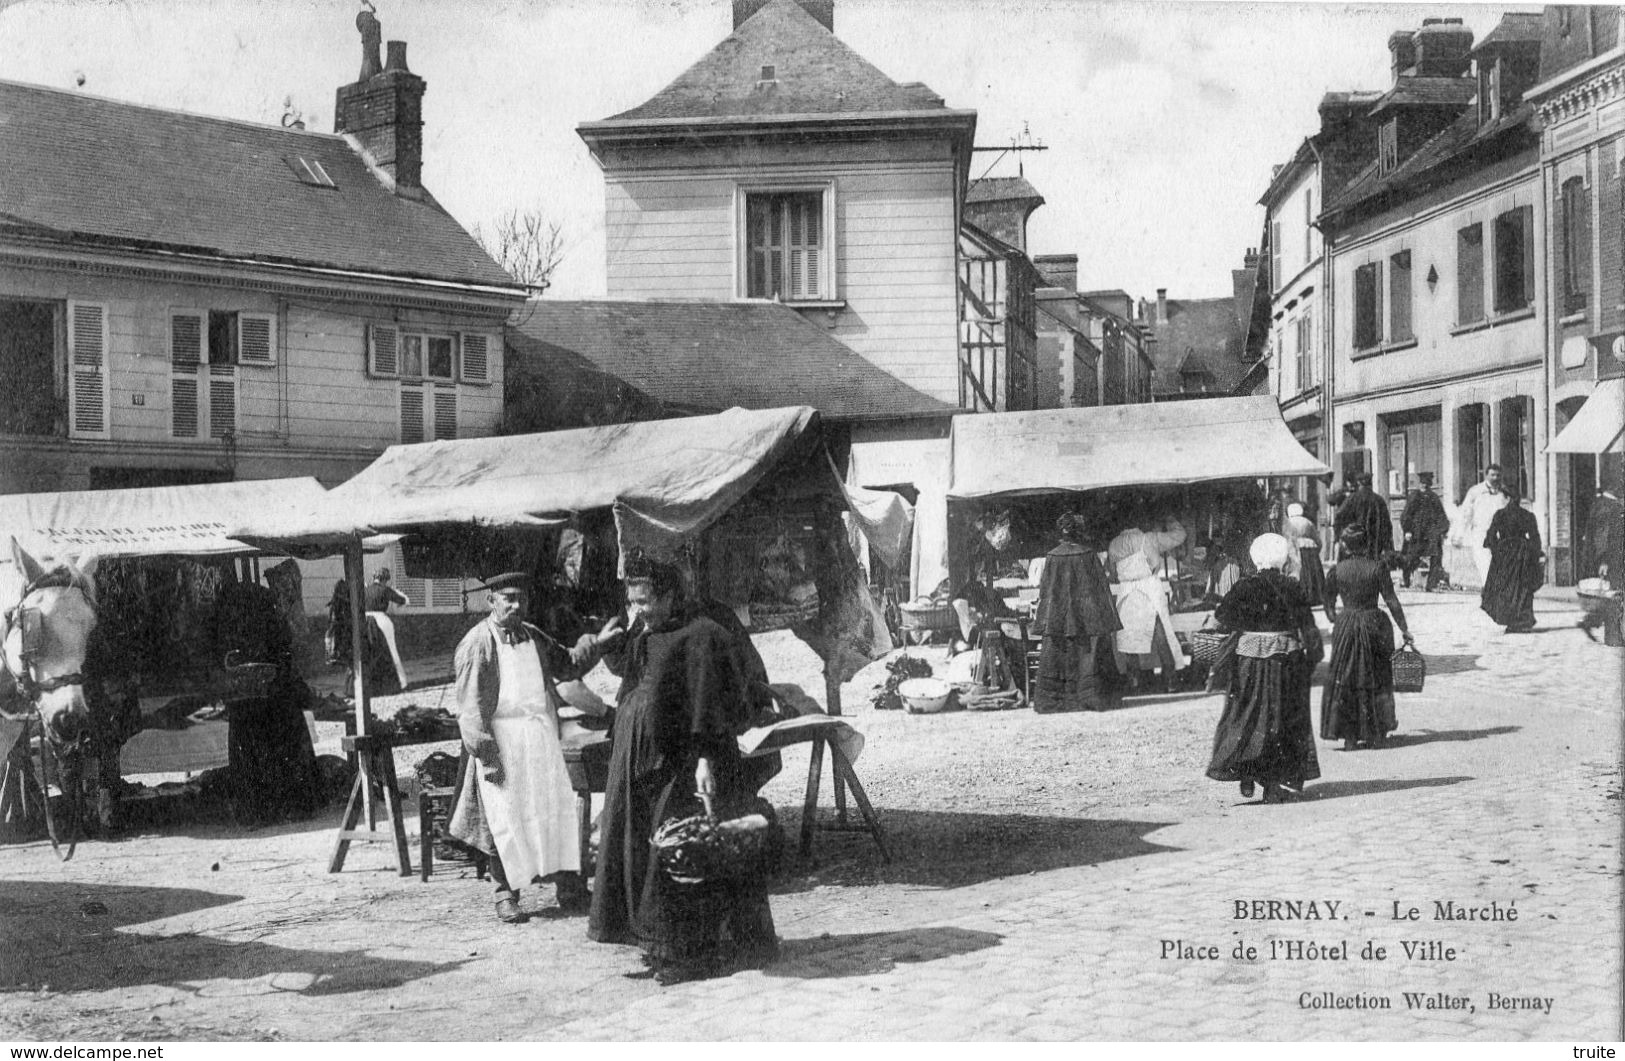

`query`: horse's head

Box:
[3,538,100,751]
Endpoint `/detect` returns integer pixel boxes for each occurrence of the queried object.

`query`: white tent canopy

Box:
[0,477,336,564]
[1548,377,1624,454]
[235,406,822,559]
[947,396,1331,499]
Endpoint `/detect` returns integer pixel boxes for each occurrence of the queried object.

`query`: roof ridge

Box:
[0,76,343,141]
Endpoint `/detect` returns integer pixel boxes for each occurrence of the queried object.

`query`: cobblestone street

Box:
[0,589,1618,1041]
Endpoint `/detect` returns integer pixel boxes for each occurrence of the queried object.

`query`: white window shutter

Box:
[369,323,399,377]
[238,312,276,365]
[433,388,457,440]
[400,383,425,443]
[67,301,110,439]
[430,579,464,609]
[171,377,199,438]
[391,548,425,610]
[208,366,236,439]
[459,332,490,384]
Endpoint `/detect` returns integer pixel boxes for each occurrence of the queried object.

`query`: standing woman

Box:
[1285,502,1325,610]
[589,554,777,985]
[1480,493,1544,633]
[1205,534,1323,802]
[1320,526,1413,750]
[1032,512,1121,713]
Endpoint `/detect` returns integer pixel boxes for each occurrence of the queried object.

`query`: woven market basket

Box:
[748,599,821,632]
[899,602,958,631]
[1187,630,1229,668]
[1392,646,1426,693]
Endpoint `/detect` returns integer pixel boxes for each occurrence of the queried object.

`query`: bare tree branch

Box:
[474,209,567,293]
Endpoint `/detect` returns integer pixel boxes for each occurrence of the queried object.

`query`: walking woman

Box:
[1285,502,1326,609]
[1205,534,1323,803]
[1032,512,1121,712]
[1480,493,1544,633]
[1320,525,1413,750]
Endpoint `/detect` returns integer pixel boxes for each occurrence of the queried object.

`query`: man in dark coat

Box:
[1580,473,1623,644]
[1399,471,1450,590]
[1333,474,1393,562]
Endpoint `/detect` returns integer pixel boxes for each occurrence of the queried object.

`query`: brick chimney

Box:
[1156,288,1168,325]
[1243,246,1262,271]
[1413,18,1473,78]
[335,22,426,198]
[1388,30,1417,81]
[733,0,833,31]
[1034,253,1078,292]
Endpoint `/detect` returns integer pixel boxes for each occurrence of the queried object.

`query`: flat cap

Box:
[479,572,532,592]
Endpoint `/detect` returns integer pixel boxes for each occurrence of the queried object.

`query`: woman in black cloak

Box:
[1319,525,1413,750]
[588,554,778,985]
[1205,533,1323,802]
[1480,493,1544,633]
[1031,511,1121,712]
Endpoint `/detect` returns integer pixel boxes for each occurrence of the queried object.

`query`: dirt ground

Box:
[1,595,1618,1040]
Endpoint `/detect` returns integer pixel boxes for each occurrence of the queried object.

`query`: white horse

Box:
[2,538,102,853]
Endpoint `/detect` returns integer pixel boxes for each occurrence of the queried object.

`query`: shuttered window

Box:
[170,310,236,439]
[1353,261,1383,350]
[746,190,826,301]
[208,368,236,440]
[433,389,457,440]
[1457,223,1485,325]
[1493,205,1534,313]
[400,383,456,443]
[369,324,399,377]
[459,333,490,384]
[67,301,110,439]
[400,383,426,444]
[238,312,276,364]
[1388,250,1413,342]
[170,311,203,439]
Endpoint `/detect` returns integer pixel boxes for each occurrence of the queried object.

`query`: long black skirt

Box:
[1296,544,1326,606]
[588,701,774,966]
[1034,634,1100,712]
[1481,541,1540,629]
[1319,607,1397,743]
[1206,650,1320,787]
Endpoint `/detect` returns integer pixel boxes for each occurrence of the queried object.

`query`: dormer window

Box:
[1481,58,1503,123]
[1378,119,1399,175]
[760,65,776,81]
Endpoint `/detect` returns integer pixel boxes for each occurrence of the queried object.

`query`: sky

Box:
[0,0,1528,301]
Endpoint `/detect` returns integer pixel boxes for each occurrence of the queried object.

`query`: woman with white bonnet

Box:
[1204,533,1323,803]
[1284,502,1326,608]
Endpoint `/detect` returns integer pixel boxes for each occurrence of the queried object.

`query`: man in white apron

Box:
[448,572,620,923]
[1453,464,1510,585]
[1107,516,1190,692]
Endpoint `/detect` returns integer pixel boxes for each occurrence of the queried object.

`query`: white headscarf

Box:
[1250,532,1293,572]
[1286,502,1304,519]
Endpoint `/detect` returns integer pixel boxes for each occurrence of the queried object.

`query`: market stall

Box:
[0,477,383,845]
[235,405,893,864]
[942,397,1332,682]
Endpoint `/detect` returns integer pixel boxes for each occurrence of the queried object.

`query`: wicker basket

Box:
[1392,646,1426,693]
[1187,630,1229,668]
[899,602,958,631]
[748,599,821,632]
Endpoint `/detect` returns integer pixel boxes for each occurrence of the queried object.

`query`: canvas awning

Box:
[0,477,338,563]
[1548,378,1624,454]
[947,396,1331,499]
[237,406,823,559]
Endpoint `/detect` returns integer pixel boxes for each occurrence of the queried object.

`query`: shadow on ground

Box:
[767,925,1001,979]
[1300,775,1474,801]
[1383,725,1518,747]
[778,809,1178,891]
[1417,653,1486,676]
[0,880,463,994]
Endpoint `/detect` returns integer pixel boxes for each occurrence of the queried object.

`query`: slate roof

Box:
[597,0,963,123]
[1148,296,1250,398]
[1368,76,1478,116]
[1325,103,1538,218]
[0,79,518,289]
[507,300,955,424]
[966,177,1044,205]
[1471,12,1545,52]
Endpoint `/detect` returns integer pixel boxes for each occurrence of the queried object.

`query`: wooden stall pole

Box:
[328,539,412,876]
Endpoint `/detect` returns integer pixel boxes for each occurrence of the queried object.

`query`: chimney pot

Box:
[385,40,410,72]
[1156,288,1168,325]
[336,29,426,195]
